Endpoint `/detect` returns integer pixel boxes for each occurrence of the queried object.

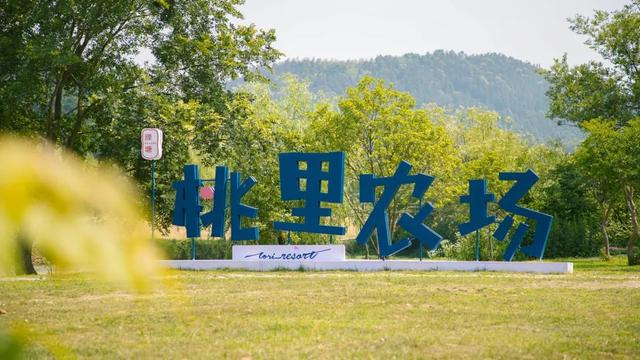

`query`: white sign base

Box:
[232,245,345,261]
[160,259,573,273]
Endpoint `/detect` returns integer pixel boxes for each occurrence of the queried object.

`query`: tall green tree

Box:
[307,76,461,257]
[537,159,602,258]
[544,1,640,126]
[193,75,313,244]
[544,1,640,264]
[573,130,622,257]
[575,120,640,264]
[433,107,564,260]
[0,0,282,273]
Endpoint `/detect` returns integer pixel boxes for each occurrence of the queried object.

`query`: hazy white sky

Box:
[237,0,628,67]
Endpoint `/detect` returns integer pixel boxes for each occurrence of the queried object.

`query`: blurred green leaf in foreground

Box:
[0,136,160,289]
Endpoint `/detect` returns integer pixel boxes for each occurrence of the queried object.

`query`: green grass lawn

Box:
[1,256,639,359]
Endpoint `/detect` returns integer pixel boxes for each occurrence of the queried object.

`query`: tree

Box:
[307,76,461,257]
[573,131,621,257]
[193,75,313,244]
[537,159,602,258]
[0,0,282,273]
[0,137,158,285]
[544,1,640,127]
[435,107,564,260]
[575,120,640,264]
[544,2,640,264]
[270,52,583,145]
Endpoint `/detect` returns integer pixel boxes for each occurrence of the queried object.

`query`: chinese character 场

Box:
[273,152,346,235]
[172,164,258,241]
[458,179,495,236]
[356,161,443,257]
[458,170,553,261]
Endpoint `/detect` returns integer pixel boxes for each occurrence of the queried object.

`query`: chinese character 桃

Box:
[172,165,203,238]
[172,164,258,241]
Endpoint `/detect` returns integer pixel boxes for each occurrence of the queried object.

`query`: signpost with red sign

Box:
[141,128,163,239]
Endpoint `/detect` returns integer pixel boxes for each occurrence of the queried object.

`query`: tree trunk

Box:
[601,223,611,257]
[15,237,36,275]
[601,204,611,257]
[389,211,398,247]
[67,83,84,150]
[488,229,494,260]
[623,185,639,265]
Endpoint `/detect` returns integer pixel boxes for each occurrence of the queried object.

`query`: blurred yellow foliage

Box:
[0,136,159,290]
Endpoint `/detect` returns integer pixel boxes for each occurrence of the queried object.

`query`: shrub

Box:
[155,239,233,260]
[629,246,640,266]
[544,218,601,258]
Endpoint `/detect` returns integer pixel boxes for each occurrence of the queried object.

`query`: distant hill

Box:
[268,51,583,146]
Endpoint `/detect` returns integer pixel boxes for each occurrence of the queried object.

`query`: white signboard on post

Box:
[233,245,345,261]
[141,128,163,160]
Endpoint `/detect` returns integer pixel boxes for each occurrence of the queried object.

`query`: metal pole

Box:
[151,159,155,241]
[475,229,480,261]
[419,198,423,261]
[191,238,196,260]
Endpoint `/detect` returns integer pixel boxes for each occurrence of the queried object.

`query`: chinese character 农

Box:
[273,152,346,235]
[356,161,442,257]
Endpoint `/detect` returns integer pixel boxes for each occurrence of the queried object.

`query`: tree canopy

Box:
[0,0,281,227]
[544,1,640,264]
[544,0,640,127]
[0,0,282,272]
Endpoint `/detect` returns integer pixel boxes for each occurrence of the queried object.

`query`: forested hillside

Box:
[270,51,583,145]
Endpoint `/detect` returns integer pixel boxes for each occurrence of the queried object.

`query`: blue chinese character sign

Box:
[356,161,443,257]
[459,179,495,236]
[230,172,259,241]
[273,152,346,235]
[458,170,553,261]
[172,164,259,242]
[493,170,553,261]
[172,165,203,238]
[170,154,554,263]
[459,179,495,260]
[200,166,228,239]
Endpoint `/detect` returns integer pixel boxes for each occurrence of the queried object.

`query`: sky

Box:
[236,0,628,67]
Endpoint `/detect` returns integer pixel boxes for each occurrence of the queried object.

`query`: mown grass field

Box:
[1,257,639,359]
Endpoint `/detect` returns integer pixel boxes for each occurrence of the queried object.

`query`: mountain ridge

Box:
[267,50,583,146]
